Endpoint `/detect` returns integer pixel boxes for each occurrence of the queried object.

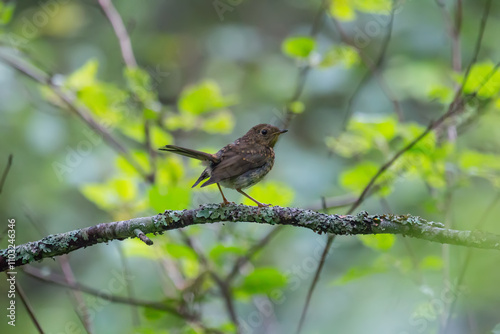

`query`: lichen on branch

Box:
[1,204,499,272]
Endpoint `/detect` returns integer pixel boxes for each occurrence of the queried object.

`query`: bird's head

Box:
[245,124,288,148]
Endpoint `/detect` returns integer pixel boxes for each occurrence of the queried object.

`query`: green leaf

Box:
[333,264,387,285]
[319,45,359,68]
[340,161,379,192]
[399,123,436,153]
[358,234,395,251]
[420,256,443,271]
[355,0,392,14]
[327,116,397,158]
[460,61,500,98]
[329,0,391,21]
[149,184,190,212]
[282,36,316,59]
[66,59,99,89]
[115,151,150,177]
[150,125,174,150]
[242,181,294,207]
[459,150,500,170]
[80,183,114,211]
[124,67,158,106]
[325,133,372,158]
[122,239,161,259]
[0,2,15,25]
[164,243,198,261]
[237,267,287,296]
[329,0,356,21]
[112,178,137,202]
[156,156,185,186]
[201,110,235,134]
[287,101,305,114]
[209,244,246,265]
[164,113,197,131]
[178,80,237,115]
[428,84,453,103]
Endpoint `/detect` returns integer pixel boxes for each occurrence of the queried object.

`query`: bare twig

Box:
[24,209,93,333]
[341,0,399,129]
[283,0,328,129]
[5,273,45,333]
[211,272,240,333]
[329,8,403,123]
[97,0,137,68]
[23,265,186,317]
[97,0,157,182]
[435,0,463,73]
[226,226,284,283]
[0,52,150,181]
[443,191,500,333]
[116,243,140,327]
[60,256,93,334]
[295,234,335,334]
[299,0,497,328]
[0,153,13,194]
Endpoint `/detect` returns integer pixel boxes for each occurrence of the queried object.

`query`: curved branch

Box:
[1,204,500,272]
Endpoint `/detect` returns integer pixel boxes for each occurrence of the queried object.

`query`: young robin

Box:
[159,124,288,207]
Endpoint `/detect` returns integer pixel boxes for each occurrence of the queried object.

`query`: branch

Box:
[98,0,137,68]
[2,204,500,272]
[0,51,150,181]
[283,0,327,129]
[0,153,13,194]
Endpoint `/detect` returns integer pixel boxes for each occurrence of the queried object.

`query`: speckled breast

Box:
[220,158,275,190]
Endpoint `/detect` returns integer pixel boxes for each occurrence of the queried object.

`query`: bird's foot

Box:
[221,200,235,206]
[257,202,272,208]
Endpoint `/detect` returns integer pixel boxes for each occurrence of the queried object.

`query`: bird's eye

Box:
[261,129,268,135]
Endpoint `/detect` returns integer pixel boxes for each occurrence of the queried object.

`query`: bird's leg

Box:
[217,183,233,206]
[236,188,271,208]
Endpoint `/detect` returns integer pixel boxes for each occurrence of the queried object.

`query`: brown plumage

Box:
[159,124,288,207]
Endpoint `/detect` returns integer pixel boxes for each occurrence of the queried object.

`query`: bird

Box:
[159,124,288,207]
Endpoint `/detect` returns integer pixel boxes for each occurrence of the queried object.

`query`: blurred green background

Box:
[1,0,500,333]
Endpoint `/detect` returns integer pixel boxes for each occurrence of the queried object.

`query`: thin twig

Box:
[24,209,93,334]
[97,0,157,182]
[5,273,45,333]
[0,153,13,194]
[116,243,140,327]
[435,0,463,72]
[97,0,137,68]
[283,0,328,129]
[329,9,403,123]
[299,0,496,328]
[23,265,186,317]
[341,0,399,129]
[295,235,335,334]
[226,226,284,283]
[0,52,150,181]
[60,256,93,334]
[211,272,240,333]
[17,280,45,333]
[443,191,500,333]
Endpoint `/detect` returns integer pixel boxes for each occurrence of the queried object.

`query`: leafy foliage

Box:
[282,36,316,59]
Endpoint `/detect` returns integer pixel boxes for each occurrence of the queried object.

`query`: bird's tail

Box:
[159,145,217,162]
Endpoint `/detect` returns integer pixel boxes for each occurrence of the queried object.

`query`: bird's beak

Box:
[279,129,288,134]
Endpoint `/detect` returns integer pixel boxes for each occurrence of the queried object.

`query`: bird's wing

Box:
[200,145,271,187]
